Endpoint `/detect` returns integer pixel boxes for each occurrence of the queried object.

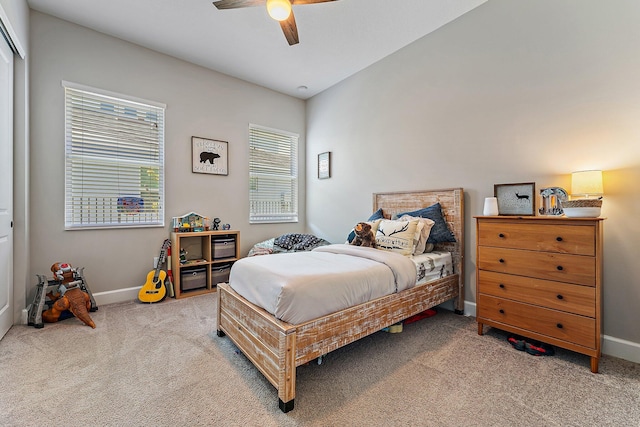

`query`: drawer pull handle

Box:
[556,237,563,242]
[498,233,505,238]
[499,309,505,314]
[557,294,564,300]
[557,265,564,271]
[499,259,505,263]
[556,323,564,329]
[499,284,505,289]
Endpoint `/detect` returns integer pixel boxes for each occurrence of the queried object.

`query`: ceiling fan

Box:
[212,0,339,46]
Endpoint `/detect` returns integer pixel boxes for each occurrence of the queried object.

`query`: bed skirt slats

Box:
[295,274,458,365]
[218,287,293,392]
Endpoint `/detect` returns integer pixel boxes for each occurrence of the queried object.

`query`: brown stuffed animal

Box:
[42,263,96,328]
[351,222,376,248]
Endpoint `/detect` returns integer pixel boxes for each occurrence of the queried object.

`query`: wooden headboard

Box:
[373,188,465,312]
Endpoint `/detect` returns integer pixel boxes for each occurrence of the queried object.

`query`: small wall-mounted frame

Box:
[192,136,228,175]
[318,152,331,179]
[494,182,536,216]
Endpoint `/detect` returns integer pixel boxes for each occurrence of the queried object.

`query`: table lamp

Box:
[561,170,603,217]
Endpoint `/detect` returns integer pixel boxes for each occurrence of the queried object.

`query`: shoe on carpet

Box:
[507,335,526,351]
[525,341,555,356]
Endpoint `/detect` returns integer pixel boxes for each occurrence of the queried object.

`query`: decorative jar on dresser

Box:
[475,216,604,372]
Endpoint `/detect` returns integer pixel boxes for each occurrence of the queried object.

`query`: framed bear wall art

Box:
[192,136,228,175]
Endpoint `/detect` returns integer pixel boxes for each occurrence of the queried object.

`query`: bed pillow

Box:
[346,208,385,243]
[375,219,419,256]
[398,215,435,254]
[397,203,456,244]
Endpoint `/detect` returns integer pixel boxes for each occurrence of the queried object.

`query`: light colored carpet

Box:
[1,294,639,426]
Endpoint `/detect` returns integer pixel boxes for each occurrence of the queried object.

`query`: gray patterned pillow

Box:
[274,234,330,251]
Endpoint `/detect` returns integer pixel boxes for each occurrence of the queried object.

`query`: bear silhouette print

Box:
[200,151,220,164]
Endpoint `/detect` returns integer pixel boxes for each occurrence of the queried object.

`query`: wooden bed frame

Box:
[216,188,464,412]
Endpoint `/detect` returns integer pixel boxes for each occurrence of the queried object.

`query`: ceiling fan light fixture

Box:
[266,0,291,21]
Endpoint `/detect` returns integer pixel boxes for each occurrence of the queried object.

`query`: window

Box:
[249,124,299,223]
[63,81,166,229]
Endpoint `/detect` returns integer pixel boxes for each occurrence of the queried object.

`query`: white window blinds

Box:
[249,124,299,223]
[63,81,166,229]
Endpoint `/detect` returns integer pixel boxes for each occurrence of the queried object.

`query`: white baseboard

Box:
[461,301,640,365]
[602,335,640,365]
[93,286,139,307]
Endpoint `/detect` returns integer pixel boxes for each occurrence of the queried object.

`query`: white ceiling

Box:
[27,0,487,99]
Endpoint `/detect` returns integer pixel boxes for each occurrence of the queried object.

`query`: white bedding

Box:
[228,244,450,324]
[414,251,453,285]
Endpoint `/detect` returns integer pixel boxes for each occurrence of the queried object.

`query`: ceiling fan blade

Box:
[291,0,338,4]
[212,0,265,10]
[280,11,299,46]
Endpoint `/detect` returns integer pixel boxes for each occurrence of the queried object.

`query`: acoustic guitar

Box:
[138,239,170,303]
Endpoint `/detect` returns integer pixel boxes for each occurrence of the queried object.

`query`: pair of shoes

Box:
[507,335,555,356]
[525,341,555,356]
[508,335,526,351]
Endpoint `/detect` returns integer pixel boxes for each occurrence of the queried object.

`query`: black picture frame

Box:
[192,136,228,175]
[494,182,536,216]
[318,152,331,179]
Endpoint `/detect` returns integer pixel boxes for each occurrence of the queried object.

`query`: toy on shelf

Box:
[171,212,210,232]
[27,263,98,329]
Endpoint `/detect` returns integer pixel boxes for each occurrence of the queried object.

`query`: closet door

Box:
[0,35,14,340]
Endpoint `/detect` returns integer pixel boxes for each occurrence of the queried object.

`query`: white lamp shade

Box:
[267,0,292,21]
[571,170,603,197]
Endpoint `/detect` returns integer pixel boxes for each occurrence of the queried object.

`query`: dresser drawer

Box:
[478,246,595,286]
[478,270,595,317]
[478,221,595,256]
[477,294,596,349]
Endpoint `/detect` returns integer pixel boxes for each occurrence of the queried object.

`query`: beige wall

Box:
[29,11,306,300]
[306,0,640,355]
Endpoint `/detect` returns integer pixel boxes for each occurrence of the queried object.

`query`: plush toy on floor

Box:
[42,262,96,328]
[350,222,377,248]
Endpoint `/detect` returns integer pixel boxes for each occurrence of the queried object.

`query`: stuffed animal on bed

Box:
[350,222,376,248]
[42,262,96,328]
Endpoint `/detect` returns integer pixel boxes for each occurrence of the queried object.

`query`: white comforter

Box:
[228,244,418,324]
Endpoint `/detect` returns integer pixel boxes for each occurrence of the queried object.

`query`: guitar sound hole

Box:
[499,284,505,289]
[556,237,563,242]
[557,323,563,329]
[557,294,564,300]
[499,233,505,238]
[499,309,505,314]
[499,259,505,263]
[557,266,564,271]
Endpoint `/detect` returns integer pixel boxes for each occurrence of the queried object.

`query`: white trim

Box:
[61,80,166,109]
[249,122,299,138]
[93,286,140,307]
[465,300,476,317]
[0,5,25,58]
[603,334,640,365]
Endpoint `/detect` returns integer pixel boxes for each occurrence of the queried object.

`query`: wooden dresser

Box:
[475,216,604,372]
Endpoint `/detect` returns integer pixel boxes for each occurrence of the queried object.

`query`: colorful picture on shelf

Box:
[172,212,210,232]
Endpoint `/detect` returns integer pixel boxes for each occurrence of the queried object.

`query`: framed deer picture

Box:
[494,182,536,216]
